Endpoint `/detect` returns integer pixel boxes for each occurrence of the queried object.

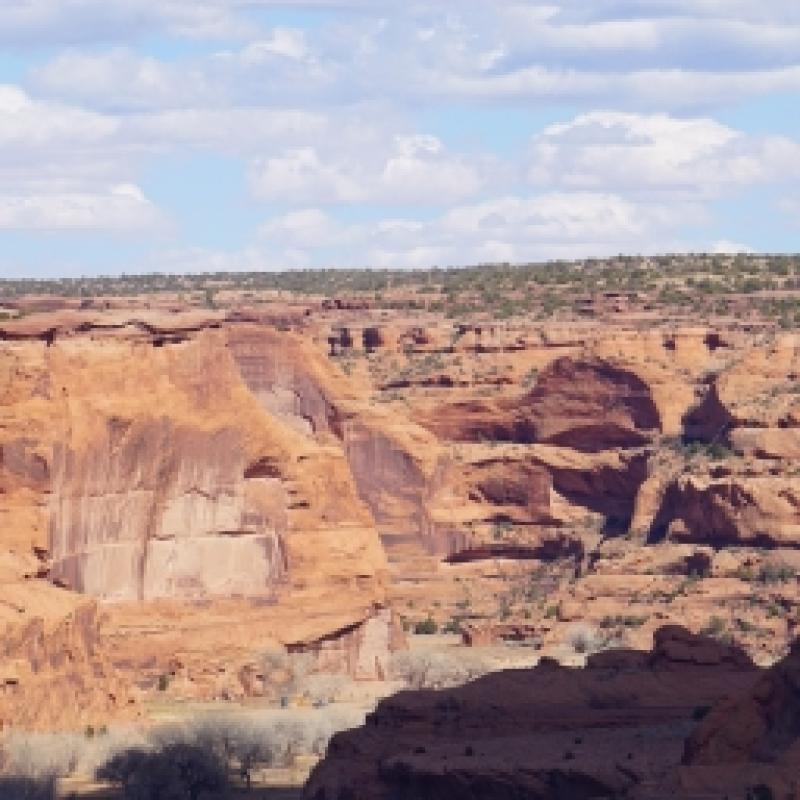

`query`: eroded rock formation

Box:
[0,321,395,727]
[4,302,800,731]
[305,627,800,800]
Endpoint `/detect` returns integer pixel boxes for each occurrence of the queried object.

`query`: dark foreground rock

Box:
[305,626,800,799]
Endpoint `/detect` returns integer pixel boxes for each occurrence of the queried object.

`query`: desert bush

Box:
[565,624,607,656]
[97,742,228,799]
[267,707,364,760]
[757,562,796,585]
[441,617,464,635]
[1,732,82,779]
[2,727,148,782]
[150,706,363,775]
[150,714,274,786]
[390,649,492,690]
[703,615,726,637]
[413,617,438,635]
[599,614,648,629]
[0,775,55,800]
[302,673,350,705]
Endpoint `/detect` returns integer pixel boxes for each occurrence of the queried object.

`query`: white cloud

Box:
[250,148,366,204]
[258,208,360,248]
[20,3,800,113]
[0,81,348,214]
[0,84,117,148]
[246,190,701,269]
[0,0,256,45]
[0,183,165,232]
[30,49,209,111]
[380,134,481,202]
[528,111,800,195]
[712,239,755,254]
[2,3,800,267]
[240,29,311,63]
[249,134,482,206]
[0,85,168,232]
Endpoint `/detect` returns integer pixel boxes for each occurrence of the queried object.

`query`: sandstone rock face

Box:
[49,420,288,601]
[0,589,137,731]
[6,302,800,735]
[638,341,800,549]
[412,357,663,562]
[368,332,800,660]
[228,327,345,438]
[0,322,395,728]
[288,608,398,681]
[40,329,385,605]
[732,426,800,459]
[305,627,781,800]
[529,444,650,528]
[229,326,443,547]
[420,356,664,451]
[650,475,800,547]
[521,357,662,451]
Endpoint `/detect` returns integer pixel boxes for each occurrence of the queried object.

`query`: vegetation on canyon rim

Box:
[4,253,800,328]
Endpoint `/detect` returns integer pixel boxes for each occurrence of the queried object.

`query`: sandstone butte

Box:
[3,302,800,743]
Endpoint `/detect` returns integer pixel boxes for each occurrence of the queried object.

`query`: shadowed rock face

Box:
[648,475,800,548]
[684,640,800,767]
[343,420,429,534]
[304,627,800,800]
[420,357,662,452]
[227,326,444,553]
[523,358,661,452]
[534,447,650,528]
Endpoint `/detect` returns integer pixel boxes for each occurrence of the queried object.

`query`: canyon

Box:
[2,258,800,794]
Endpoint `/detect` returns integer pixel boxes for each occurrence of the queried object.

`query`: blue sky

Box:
[0,1,798,278]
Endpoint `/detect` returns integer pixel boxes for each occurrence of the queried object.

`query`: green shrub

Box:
[702,615,726,638]
[758,563,796,585]
[414,617,438,635]
[442,617,463,634]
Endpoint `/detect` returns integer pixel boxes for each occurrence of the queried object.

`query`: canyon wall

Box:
[0,322,395,727]
[4,308,800,729]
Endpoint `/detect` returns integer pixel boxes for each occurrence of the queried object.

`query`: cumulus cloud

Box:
[251,190,701,269]
[30,49,211,112]
[250,148,366,205]
[0,183,165,232]
[0,80,337,185]
[20,2,800,113]
[249,133,482,206]
[527,111,800,194]
[1,1,798,270]
[0,0,256,45]
[0,85,167,232]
